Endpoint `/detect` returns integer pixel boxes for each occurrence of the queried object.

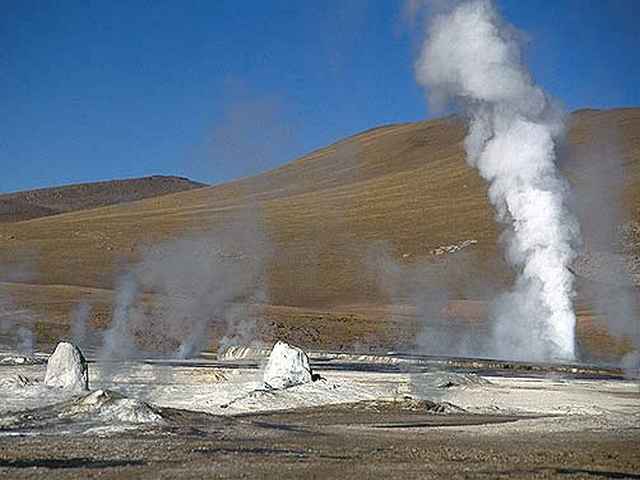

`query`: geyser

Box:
[415,0,581,360]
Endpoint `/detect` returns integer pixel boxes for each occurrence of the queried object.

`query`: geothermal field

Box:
[0,342,638,478]
[1,0,639,478]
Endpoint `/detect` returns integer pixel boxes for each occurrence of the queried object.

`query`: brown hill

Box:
[0,108,638,361]
[0,175,207,223]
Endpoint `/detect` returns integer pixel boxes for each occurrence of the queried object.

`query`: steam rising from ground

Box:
[568,123,640,368]
[0,264,38,354]
[415,0,581,361]
[95,209,269,365]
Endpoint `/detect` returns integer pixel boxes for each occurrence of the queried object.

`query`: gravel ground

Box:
[0,402,638,479]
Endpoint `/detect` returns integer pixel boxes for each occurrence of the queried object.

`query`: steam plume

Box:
[415,0,581,360]
[0,264,38,354]
[98,209,268,363]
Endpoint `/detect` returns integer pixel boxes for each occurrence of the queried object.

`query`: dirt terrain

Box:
[0,403,638,479]
[0,108,639,359]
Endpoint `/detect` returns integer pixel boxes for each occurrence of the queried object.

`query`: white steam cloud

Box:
[97,208,269,365]
[415,0,582,361]
[0,264,38,355]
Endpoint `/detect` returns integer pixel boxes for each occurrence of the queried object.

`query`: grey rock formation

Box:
[44,342,89,391]
[263,341,313,389]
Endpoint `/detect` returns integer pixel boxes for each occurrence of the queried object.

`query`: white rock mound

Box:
[263,341,313,390]
[61,389,165,425]
[44,342,89,391]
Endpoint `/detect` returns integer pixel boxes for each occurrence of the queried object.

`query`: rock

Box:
[61,389,165,425]
[0,389,165,433]
[263,341,313,389]
[44,342,89,391]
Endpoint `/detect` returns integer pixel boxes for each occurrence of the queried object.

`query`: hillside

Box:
[0,175,207,223]
[0,108,638,360]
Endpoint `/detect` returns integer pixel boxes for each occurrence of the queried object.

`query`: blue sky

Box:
[2,0,638,193]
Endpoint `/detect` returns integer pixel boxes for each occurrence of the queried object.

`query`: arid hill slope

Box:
[1,108,638,358]
[0,175,206,223]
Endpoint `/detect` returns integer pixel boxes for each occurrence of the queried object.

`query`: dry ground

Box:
[0,402,638,479]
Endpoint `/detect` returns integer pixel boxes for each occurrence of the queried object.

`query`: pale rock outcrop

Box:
[44,342,89,391]
[263,341,313,389]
